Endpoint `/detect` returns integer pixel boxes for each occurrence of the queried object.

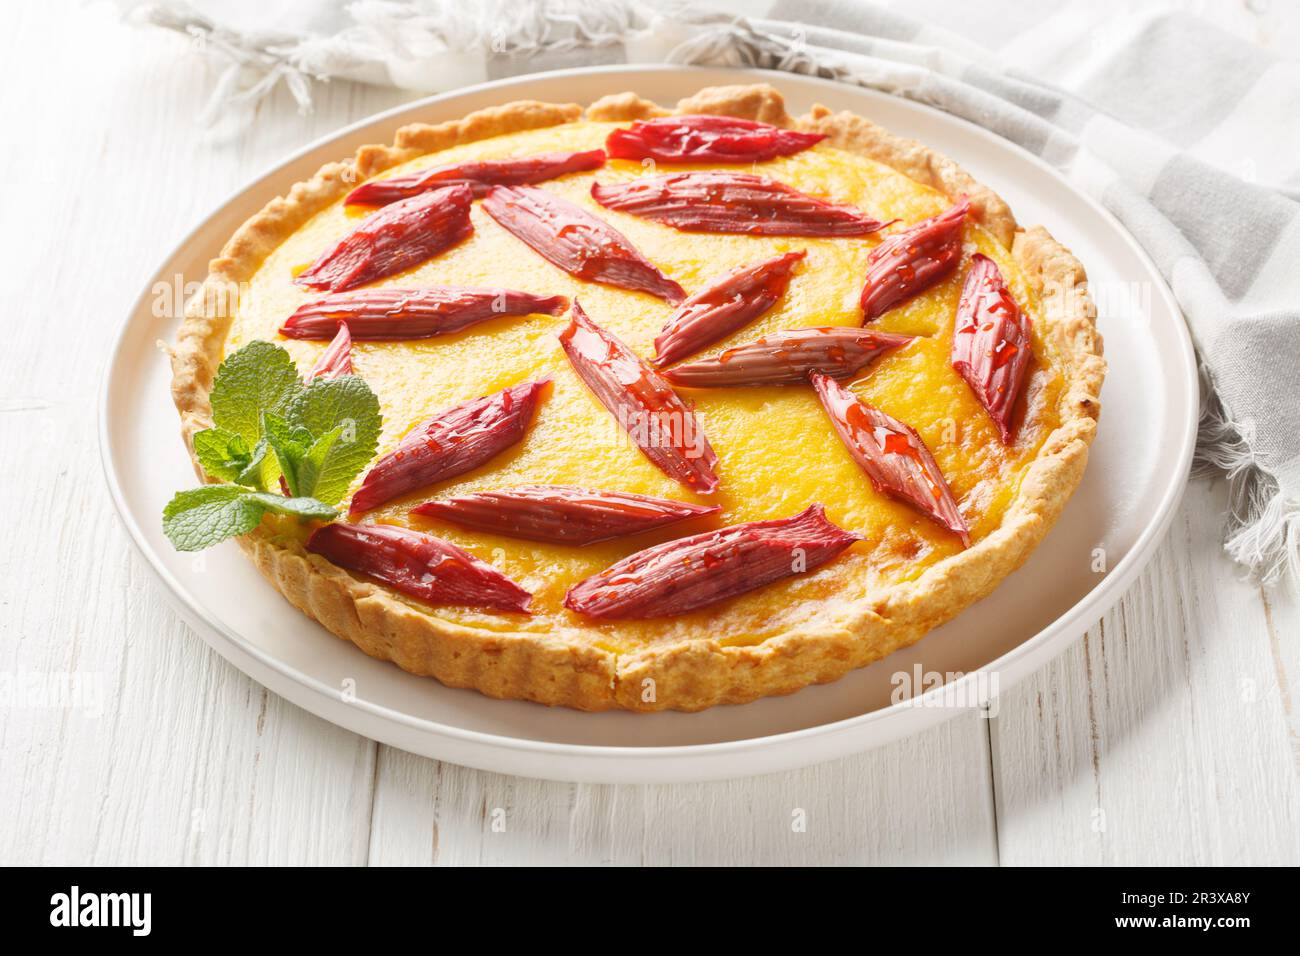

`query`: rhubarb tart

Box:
[168,84,1104,712]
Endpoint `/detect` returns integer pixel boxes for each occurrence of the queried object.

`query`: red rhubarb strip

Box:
[558,301,720,494]
[346,149,606,206]
[307,522,531,612]
[605,115,824,164]
[564,504,859,619]
[810,372,970,547]
[481,185,684,303]
[861,199,969,321]
[307,322,353,379]
[591,172,889,237]
[652,250,805,367]
[350,378,549,513]
[412,486,719,545]
[281,287,567,340]
[295,184,474,293]
[662,327,913,388]
[951,253,1033,443]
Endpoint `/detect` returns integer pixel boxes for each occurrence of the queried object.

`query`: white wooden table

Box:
[2,1,1297,866]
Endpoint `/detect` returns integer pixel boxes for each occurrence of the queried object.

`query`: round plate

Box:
[100,66,1196,783]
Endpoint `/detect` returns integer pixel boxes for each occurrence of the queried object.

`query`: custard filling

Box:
[228,121,1063,649]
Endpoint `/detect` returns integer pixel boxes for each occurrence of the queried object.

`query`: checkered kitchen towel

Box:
[124,0,1300,582]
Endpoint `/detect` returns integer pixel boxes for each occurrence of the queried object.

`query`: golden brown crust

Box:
[169,83,1104,713]
[798,103,1018,248]
[586,92,668,122]
[240,534,619,708]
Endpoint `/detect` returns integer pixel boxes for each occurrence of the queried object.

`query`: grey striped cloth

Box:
[127,0,1300,582]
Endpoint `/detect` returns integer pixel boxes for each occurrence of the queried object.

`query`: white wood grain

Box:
[1,0,1296,867]
[0,1,405,866]
[991,478,1300,865]
[368,712,998,866]
[1257,546,1300,774]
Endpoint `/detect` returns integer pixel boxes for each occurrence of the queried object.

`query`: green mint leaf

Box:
[248,493,338,522]
[192,427,251,483]
[296,424,346,502]
[234,436,280,492]
[166,340,383,551]
[208,341,303,445]
[261,410,311,497]
[286,375,382,506]
[162,485,337,552]
[162,485,267,551]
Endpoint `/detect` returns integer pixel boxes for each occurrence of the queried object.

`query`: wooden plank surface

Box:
[368,713,997,865]
[0,2,403,866]
[0,0,1294,867]
[991,479,1300,866]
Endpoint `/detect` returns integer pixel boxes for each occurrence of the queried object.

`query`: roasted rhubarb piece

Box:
[350,378,549,513]
[591,172,889,237]
[663,327,913,387]
[346,149,606,205]
[652,250,805,367]
[860,199,969,321]
[810,373,970,546]
[281,287,568,340]
[295,184,474,292]
[307,522,531,612]
[412,485,719,545]
[481,185,684,303]
[565,504,859,619]
[951,253,1033,443]
[307,322,353,379]
[605,115,825,164]
[558,302,720,494]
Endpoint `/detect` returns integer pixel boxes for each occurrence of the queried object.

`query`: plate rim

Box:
[98,64,1198,773]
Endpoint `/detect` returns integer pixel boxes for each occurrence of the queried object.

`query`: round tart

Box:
[170,84,1104,712]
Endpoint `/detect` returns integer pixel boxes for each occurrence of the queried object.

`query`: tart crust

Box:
[169,84,1104,712]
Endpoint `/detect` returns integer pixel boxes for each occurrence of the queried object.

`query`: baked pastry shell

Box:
[169,84,1105,712]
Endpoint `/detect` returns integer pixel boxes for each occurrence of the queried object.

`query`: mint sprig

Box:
[163,341,382,552]
[163,486,338,552]
[208,339,301,445]
[285,376,382,504]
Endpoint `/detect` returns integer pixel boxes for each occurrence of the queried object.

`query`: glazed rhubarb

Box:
[307,322,353,379]
[605,115,825,164]
[345,149,606,205]
[591,172,889,237]
[652,250,805,367]
[307,522,531,612]
[558,302,719,494]
[811,373,970,546]
[951,253,1033,443]
[663,327,913,387]
[350,378,549,513]
[295,184,474,292]
[281,287,568,340]
[481,185,685,303]
[564,504,859,619]
[412,486,719,545]
[861,199,969,322]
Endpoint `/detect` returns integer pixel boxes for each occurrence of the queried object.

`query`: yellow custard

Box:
[228,121,1064,650]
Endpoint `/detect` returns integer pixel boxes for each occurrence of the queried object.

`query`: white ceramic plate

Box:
[100,66,1196,783]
